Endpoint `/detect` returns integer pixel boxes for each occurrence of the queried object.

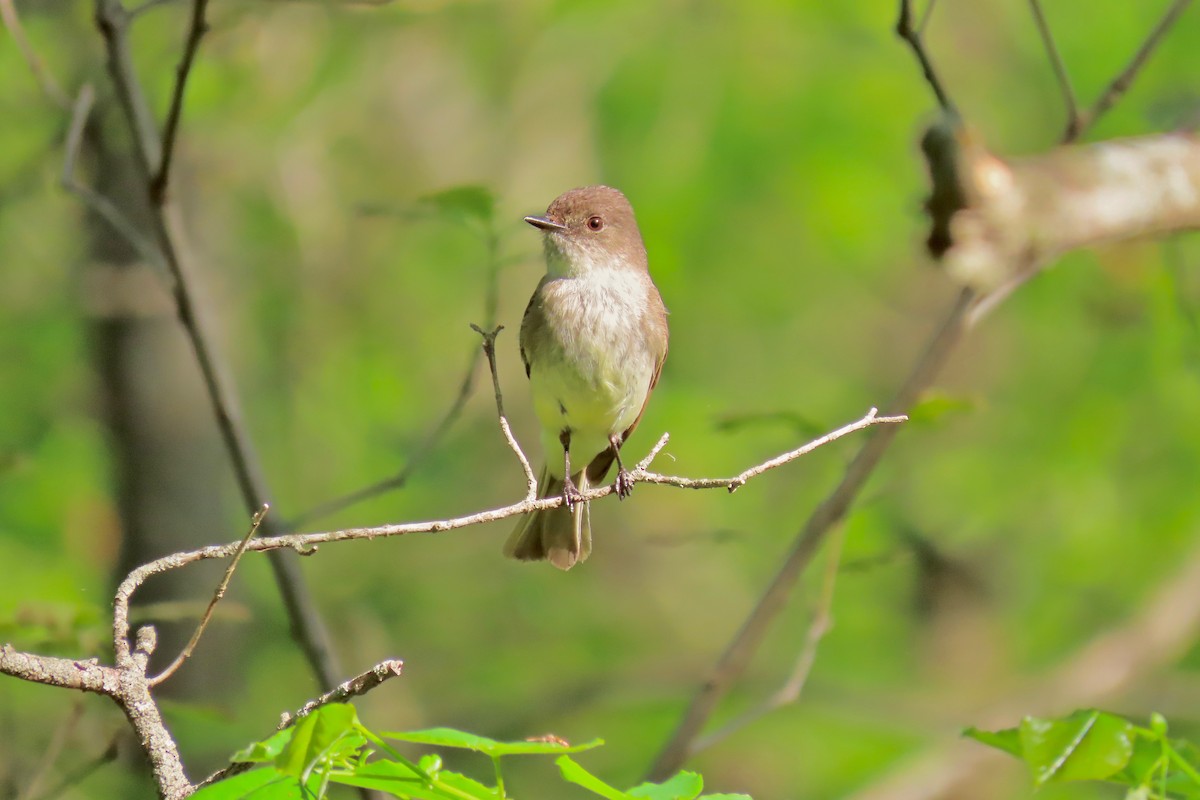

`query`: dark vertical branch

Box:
[92,0,341,689]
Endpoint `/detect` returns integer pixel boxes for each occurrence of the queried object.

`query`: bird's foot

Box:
[614,467,634,500]
[562,477,586,509]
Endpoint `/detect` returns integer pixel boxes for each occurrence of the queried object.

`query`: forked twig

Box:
[472,324,538,499]
[148,505,269,687]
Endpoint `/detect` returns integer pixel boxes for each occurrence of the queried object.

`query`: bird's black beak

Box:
[524,215,568,232]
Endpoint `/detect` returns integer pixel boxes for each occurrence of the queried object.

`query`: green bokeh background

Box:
[3,1,1200,798]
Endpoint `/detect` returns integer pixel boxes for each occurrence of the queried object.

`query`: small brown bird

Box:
[505,186,669,570]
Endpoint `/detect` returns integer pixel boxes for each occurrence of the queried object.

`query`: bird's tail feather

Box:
[504,463,592,570]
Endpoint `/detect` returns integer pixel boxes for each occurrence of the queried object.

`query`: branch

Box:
[150,0,210,204]
[921,122,1200,294]
[895,0,956,115]
[689,525,847,755]
[148,505,268,687]
[644,288,974,781]
[0,0,70,108]
[0,642,192,800]
[92,0,341,690]
[1067,0,1193,141]
[846,531,1200,800]
[61,85,165,271]
[197,658,405,789]
[472,324,538,499]
[111,407,902,659]
[1028,0,1079,131]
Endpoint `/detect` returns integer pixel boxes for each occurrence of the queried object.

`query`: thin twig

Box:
[644,288,974,781]
[29,731,122,800]
[92,0,341,690]
[471,324,538,499]
[0,0,70,108]
[150,0,209,204]
[148,505,268,687]
[1066,0,1193,141]
[61,85,165,271]
[292,219,502,527]
[690,525,847,754]
[896,0,956,115]
[110,406,901,659]
[16,700,85,800]
[916,0,937,35]
[1028,0,1079,132]
[196,658,405,789]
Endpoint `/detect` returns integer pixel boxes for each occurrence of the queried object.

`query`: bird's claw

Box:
[562,477,585,509]
[614,468,634,500]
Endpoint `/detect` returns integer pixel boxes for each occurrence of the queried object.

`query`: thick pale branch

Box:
[923,123,1200,291]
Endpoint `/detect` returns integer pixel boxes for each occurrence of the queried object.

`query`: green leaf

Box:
[383,727,603,756]
[556,755,631,800]
[332,760,499,799]
[189,767,308,799]
[276,704,362,778]
[233,728,296,764]
[1019,710,1134,786]
[697,795,754,799]
[628,770,704,800]
[963,725,1023,758]
[419,186,495,226]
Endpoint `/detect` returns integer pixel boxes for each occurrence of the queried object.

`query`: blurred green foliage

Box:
[2,1,1200,798]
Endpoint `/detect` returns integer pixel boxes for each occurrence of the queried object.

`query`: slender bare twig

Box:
[895,0,956,115]
[29,731,122,800]
[1028,0,1079,131]
[645,288,974,781]
[61,86,165,271]
[689,524,847,754]
[0,0,70,108]
[92,0,341,690]
[1067,0,1193,141]
[150,0,209,204]
[291,348,481,527]
[292,224,503,528]
[148,505,268,687]
[916,0,937,35]
[195,658,405,789]
[110,407,902,661]
[16,700,85,800]
[472,324,539,498]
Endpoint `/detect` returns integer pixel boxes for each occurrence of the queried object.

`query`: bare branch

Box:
[1067,0,1193,141]
[922,122,1200,293]
[16,700,84,800]
[689,525,846,755]
[112,406,901,658]
[0,645,191,800]
[0,0,70,108]
[846,533,1200,800]
[148,505,268,687]
[645,289,974,781]
[150,0,210,204]
[895,0,956,115]
[280,658,404,727]
[92,0,341,690]
[1028,0,1079,132]
[473,324,538,499]
[61,85,165,271]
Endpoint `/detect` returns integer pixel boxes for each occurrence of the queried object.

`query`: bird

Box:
[505,185,669,570]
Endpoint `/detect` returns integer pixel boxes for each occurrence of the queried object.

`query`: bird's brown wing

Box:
[519,276,551,379]
[586,297,669,483]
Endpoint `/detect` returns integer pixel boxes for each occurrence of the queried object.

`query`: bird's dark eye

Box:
[587,215,604,231]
